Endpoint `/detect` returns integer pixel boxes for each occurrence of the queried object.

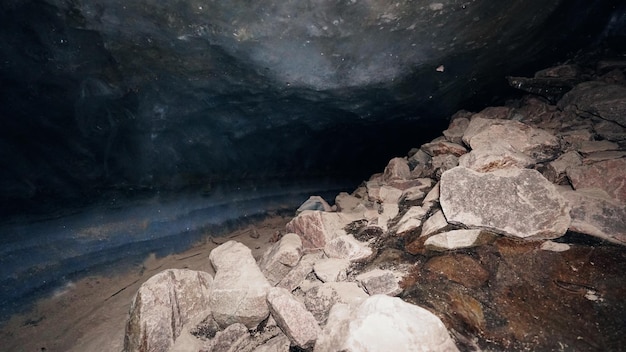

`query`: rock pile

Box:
[124,61,626,351]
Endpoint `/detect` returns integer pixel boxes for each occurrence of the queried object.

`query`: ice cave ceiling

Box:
[0,0,624,216]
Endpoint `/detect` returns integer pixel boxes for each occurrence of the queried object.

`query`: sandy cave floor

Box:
[0,215,291,352]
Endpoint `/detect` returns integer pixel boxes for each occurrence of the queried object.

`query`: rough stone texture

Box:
[582,150,626,163]
[464,118,560,162]
[395,206,428,236]
[558,81,626,127]
[543,151,582,184]
[378,185,403,204]
[356,269,402,296]
[324,234,373,262]
[259,233,303,285]
[277,252,324,292]
[561,188,626,245]
[209,241,271,329]
[373,203,399,232]
[431,154,460,179]
[266,287,320,348]
[314,295,459,352]
[540,240,571,252]
[124,269,213,352]
[408,149,432,176]
[440,167,571,239]
[201,323,251,352]
[566,158,626,202]
[443,115,471,144]
[335,192,368,213]
[421,210,450,237]
[313,258,350,283]
[424,229,495,251]
[253,334,290,352]
[286,210,356,250]
[295,196,332,215]
[459,144,535,172]
[401,186,426,202]
[382,157,411,182]
[422,182,440,213]
[577,140,620,154]
[425,254,490,289]
[594,119,626,141]
[421,141,468,157]
[304,282,369,324]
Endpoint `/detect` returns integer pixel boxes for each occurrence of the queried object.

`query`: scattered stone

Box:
[124,269,213,352]
[400,186,426,202]
[324,234,373,262]
[540,240,571,252]
[378,185,403,204]
[424,229,496,251]
[373,203,399,232]
[277,252,324,292]
[304,282,368,324]
[313,258,350,282]
[561,188,626,245]
[408,149,432,177]
[459,144,535,172]
[443,114,471,144]
[209,241,271,329]
[295,196,332,214]
[285,210,355,250]
[421,209,450,237]
[431,154,460,179]
[422,181,440,212]
[259,233,303,285]
[314,295,459,352]
[382,157,411,182]
[202,323,251,352]
[335,192,368,213]
[356,269,402,296]
[395,206,428,237]
[421,140,468,157]
[566,158,626,202]
[425,254,490,289]
[440,167,571,239]
[266,287,320,348]
[543,151,582,184]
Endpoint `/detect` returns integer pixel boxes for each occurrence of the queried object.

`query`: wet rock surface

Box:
[124,59,626,351]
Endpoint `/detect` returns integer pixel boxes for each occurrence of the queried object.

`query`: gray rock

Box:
[209,241,271,329]
[395,206,428,236]
[295,196,332,215]
[424,229,496,251]
[443,115,471,144]
[203,323,251,352]
[313,258,350,282]
[356,269,402,296]
[324,234,373,262]
[421,140,468,157]
[421,209,450,237]
[459,144,535,172]
[304,282,368,324]
[253,334,290,352]
[382,157,411,182]
[594,119,626,141]
[582,151,626,163]
[422,182,440,213]
[566,158,626,202]
[440,167,571,239]
[543,151,582,184]
[277,252,324,292]
[285,210,356,250]
[267,287,321,348]
[259,233,303,285]
[314,295,459,352]
[561,188,626,245]
[408,149,432,176]
[558,81,626,127]
[577,140,620,154]
[124,269,213,352]
[431,154,460,179]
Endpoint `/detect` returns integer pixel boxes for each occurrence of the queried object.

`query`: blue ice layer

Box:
[0,179,355,322]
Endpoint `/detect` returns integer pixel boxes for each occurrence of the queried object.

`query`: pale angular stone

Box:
[356,269,402,296]
[335,192,369,213]
[259,233,303,285]
[267,287,320,348]
[304,282,368,324]
[314,295,459,352]
[313,258,350,282]
[295,195,332,214]
[375,203,399,232]
[124,269,213,352]
[431,154,459,179]
[203,323,251,352]
[566,158,626,202]
[577,140,620,154]
[443,115,471,144]
[421,209,449,237]
[382,157,410,182]
[286,210,356,249]
[253,333,290,352]
[395,206,428,236]
[379,185,403,204]
[465,118,560,162]
[459,144,535,172]
[324,234,373,262]
[543,151,582,184]
[422,182,440,213]
[209,241,271,329]
[424,229,494,251]
[561,188,626,245]
[421,140,468,157]
[401,186,426,202]
[277,252,324,292]
[408,149,432,176]
[440,167,571,239]
[540,240,571,252]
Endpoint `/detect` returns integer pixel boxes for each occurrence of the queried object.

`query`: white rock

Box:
[324,234,373,262]
[277,252,324,291]
[259,233,303,285]
[421,210,449,237]
[313,258,350,282]
[424,229,484,251]
[314,295,459,352]
[395,206,428,236]
[267,287,321,348]
[304,282,369,324]
[356,269,402,296]
[286,210,357,250]
[540,240,571,252]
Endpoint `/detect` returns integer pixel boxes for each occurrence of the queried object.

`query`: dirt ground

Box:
[0,215,290,352]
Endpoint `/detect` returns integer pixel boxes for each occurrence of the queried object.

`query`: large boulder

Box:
[124,269,213,352]
[314,295,459,352]
[440,167,570,239]
[209,241,271,329]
